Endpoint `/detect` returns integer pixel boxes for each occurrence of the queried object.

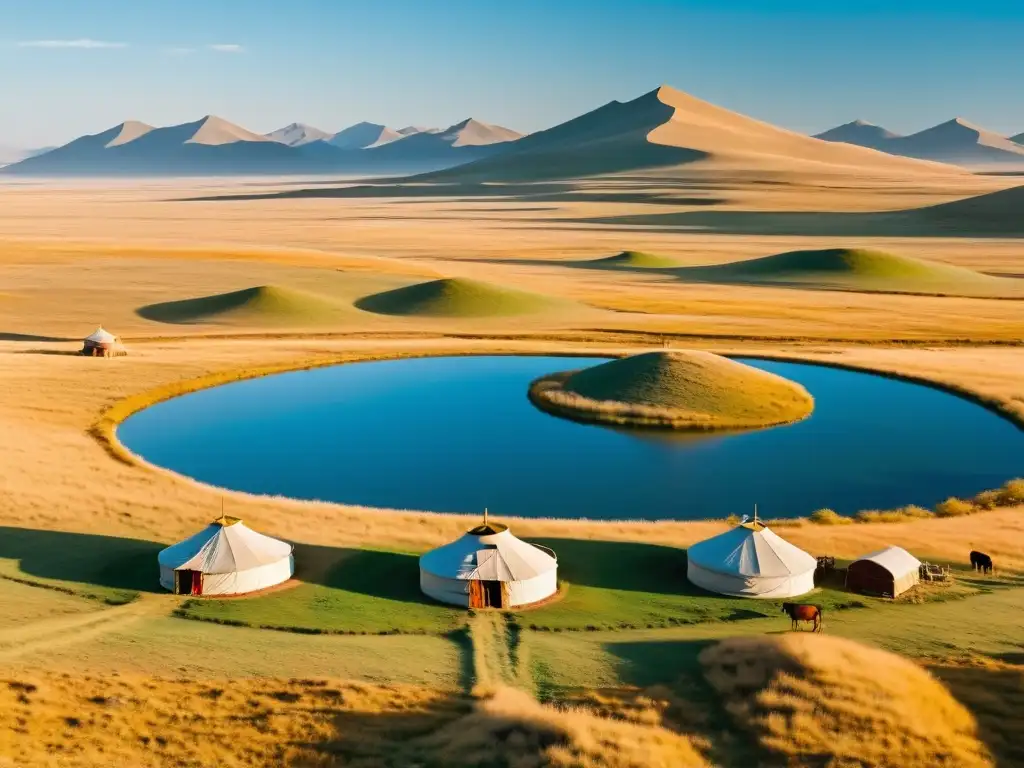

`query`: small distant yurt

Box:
[158,515,294,596]
[81,327,126,357]
[846,546,921,598]
[420,518,558,609]
[687,517,817,598]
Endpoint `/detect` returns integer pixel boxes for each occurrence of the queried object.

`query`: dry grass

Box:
[935,497,977,518]
[0,673,711,768]
[700,634,992,768]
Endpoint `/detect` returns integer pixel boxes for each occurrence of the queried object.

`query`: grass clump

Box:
[809,508,852,525]
[935,497,977,518]
[136,285,351,326]
[529,351,814,431]
[700,634,991,768]
[855,505,934,523]
[995,478,1024,506]
[355,277,571,318]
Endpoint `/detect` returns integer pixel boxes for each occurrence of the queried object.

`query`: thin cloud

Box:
[207,44,244,53]
[17,39,127,49]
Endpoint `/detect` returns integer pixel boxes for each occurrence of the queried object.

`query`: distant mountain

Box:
[397,125,438,136]
[265,122,333,147]
[0,145,53,165]
[328,122,403,149]
[1,116,335,176]
[421,85,950,183]
[813,120,901,150]
[0,113,521,176]
[366,118,522,172]
[1011,132,1024,145]
[817,117,1024,166]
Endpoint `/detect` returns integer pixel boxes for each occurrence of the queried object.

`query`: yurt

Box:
[846,546,921,598]
[687,518,817,598]
[158,516,294,596]
[420,519,558,609]
[81,327,126,357]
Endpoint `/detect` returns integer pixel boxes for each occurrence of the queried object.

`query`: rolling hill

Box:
[421,85,956,183]
[676,247,1012,296]
[328,122,404,149]
[355,278,570,318]
[817,118,1024,166]
[137,285,353,326]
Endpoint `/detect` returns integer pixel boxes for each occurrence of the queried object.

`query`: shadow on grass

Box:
[0,526,164,596]
[292,543,441,607]
[931,661,1024,767]
[530,538,691,596]
[0,332,76,342]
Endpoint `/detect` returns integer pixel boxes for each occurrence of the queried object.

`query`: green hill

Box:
[529,350,813,430]
[137,285,351,326]
[586,250,685,269]
[678,248,1005,295]
[355,278,571,318]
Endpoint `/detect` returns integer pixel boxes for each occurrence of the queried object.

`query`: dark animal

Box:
[970,550,993,574]
[781,602,823,633]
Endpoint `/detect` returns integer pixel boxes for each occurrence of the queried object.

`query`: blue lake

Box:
[118,355,1024,521]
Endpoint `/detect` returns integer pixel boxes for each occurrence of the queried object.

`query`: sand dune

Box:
[1012,132,1024,145]
[425,85,958,183]
[364,118,522,172]
[917,184,1024,235]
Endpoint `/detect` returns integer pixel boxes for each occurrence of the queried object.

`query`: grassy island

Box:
[529,350,814,430]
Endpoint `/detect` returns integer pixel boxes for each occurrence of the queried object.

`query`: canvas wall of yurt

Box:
[419,520,557,609]
[158,515,294,596]
[846,546,921,598]
[82,327,126,357]
[686,519,817,598]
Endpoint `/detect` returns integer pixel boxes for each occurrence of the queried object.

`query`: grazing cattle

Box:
[970,550,994,574]
[781,602,823,633]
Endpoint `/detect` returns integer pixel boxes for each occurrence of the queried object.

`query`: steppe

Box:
[2,92,1024,764]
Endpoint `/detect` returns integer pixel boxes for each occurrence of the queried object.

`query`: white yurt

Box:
[420,518,558,609]
[687,516,817,599]
[82,327,126,357]
[158,516,294,596]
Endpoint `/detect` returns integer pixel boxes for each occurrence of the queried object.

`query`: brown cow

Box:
[781,602,823,633]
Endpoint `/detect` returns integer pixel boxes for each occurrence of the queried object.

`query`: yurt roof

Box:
[687,523,816,578]
[852,546,921,577]
[158,517,293,574]
[420,525,556,582]
[85,327,117,344]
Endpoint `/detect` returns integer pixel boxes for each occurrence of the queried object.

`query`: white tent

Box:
[158,516,294,596]
[420,522,558,608]
[847,546,921,597]
[686,521,817,598]
[82,326,126,357]
[85,327,116,344]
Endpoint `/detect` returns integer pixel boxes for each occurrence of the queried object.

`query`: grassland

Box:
[0,172,1022,765]
[529,350,814,429]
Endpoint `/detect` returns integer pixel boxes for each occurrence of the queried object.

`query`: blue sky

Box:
[3,0,1024,147]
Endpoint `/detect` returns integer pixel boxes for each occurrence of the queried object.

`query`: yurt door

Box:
[190,570,203,596]
[469,580,486,609]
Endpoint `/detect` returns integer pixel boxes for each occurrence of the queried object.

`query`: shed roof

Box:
[852,546,921,577]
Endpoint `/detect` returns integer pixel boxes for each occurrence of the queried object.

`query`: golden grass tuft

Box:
[424,686,712,768]
[700,634,992,768]
[530,351,814,430]
[934,497,977,518]
[855,505,935,523]
[808,508,852,525]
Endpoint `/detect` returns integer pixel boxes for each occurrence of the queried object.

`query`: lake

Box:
[118,355,1023,520]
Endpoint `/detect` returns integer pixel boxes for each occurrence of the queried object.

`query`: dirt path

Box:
[468,611,533,694]
[0,596,169,663]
